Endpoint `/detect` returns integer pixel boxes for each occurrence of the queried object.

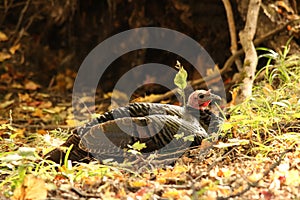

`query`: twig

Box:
[217,149,291,200]
[14,0,31,34]
[222,0,242,71]
[13,13,36,45]
[0,0,14,27]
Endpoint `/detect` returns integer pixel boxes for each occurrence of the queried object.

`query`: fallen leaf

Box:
[0,99,14,109]
[260,190,273,200]
[25,80,41,90]
[162,188,182,199]
[32,108,44,118]
[276,0,294,13]
[66,119,80,126]
[285,169,300,186]
[0,31,8,41]
[37,129,47,135]
[12,175,47,200]
[9,43,21,54]
[129,180,148,188]
[247,172,263,183]
[38,101,53,109]
[0,52,11,62]
[18,93,31,102]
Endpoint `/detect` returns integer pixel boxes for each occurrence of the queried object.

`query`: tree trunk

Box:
[236,0,261,103]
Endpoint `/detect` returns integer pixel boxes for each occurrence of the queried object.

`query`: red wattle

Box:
[200,101,211,107]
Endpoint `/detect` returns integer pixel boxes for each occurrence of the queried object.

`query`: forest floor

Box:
[1,48,300,200]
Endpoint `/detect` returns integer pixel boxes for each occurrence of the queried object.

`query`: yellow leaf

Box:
[32,108,44,118]
[286,169,300,186]
[292,113,300,118]
[162,188,180,199]
[18,93,31,102]
[173,165,187,174]
[0,31,8,41]
[12,175,47,200]
[129,180,148,187]
[0,99,14,109]
[247,172,263,183]
[263,83,273,96]
[9,43,21,54]
[25,80,41,90]
[221,122,233,131]
[66,119,80,126]
[37,129,47,135]
[0,52,11,62]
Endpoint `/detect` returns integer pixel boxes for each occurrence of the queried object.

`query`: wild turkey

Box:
[45,89,223,164]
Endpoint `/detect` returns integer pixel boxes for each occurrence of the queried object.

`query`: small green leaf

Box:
[174,132,184,140]
[221,122,233,131]
[174,61,188,89]
[129,141,147,151]
[292,113,300,118]
[183,135,194,142]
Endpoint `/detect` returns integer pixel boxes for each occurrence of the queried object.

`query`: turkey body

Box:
[45,90,223,164]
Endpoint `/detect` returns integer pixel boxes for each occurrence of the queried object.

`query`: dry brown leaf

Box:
[263,83,274,96]
[0,52,11,62]
[276,1,294,13]
[18,93,31,102]
[25,80,41,90]
[206,65,220,76]
[247,172,263,183]
[37,129,47,135]
[129,180,148,188]
[0,31,8,41]
[12,175,47,200]
[66,119,80,126]
[0,99,14,109]
[12,128,25,138]
[9,43,21,55]
[229,87,239,106]
[32,108,44,118]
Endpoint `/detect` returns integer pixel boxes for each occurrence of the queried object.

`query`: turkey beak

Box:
[210,93,222,102]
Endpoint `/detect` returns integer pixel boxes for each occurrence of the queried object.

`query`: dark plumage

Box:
[45,89,223,164]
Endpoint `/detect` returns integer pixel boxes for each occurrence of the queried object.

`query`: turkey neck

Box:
[185,105,215,131]
[186,106,213,121]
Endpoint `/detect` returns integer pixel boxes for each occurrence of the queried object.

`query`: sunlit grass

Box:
[225,44,300,156]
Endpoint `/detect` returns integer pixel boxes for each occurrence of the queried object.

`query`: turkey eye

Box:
[199,94,204,98]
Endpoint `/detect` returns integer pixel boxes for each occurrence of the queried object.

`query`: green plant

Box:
[174,61,188,107]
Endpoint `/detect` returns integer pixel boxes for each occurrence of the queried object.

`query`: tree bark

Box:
[237,0,261,103]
